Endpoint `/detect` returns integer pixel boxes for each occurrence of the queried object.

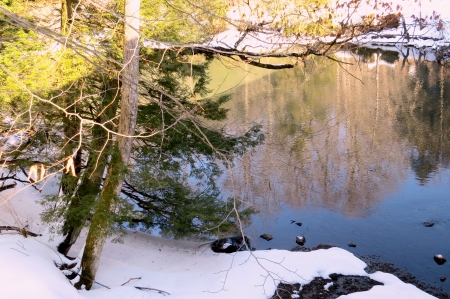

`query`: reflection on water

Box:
[219,53,450,214]
[210,53,450,292]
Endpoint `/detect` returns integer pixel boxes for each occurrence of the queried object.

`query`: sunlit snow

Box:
[0,180,438,299]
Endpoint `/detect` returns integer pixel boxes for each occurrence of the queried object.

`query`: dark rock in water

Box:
[423,221,435,227]
[348,243,357,248]
[440,276,446,282]
[295,222,302,226]
[211,235,251,253]
[260,233,273,241]
[290,220,296,224]
[295,236,306,246]
[434,254,447,265]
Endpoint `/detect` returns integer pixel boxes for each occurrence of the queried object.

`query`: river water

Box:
[210,50,450,293]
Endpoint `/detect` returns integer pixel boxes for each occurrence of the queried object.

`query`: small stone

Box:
[434,254,447,265]
[423,221,435,227]
[295,236,306,246]
[440,276,446,282]
[260,234,273,241]
[295,222,302,226]
[348,243,356,248]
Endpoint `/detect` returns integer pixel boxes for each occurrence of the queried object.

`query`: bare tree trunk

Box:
[61,0,75,35]
[74,0,140,290]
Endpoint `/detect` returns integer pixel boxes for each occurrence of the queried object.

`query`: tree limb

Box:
[121,277,141,286]
[0,226,42,237]
[238,55,294,69]
[0,183,17,192]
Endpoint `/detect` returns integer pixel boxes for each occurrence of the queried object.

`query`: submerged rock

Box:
[295,236,306,246]
[295,222,302,226]
[260,233,274,241]
[348,243,357,248]
[211,235,251,253]
[423,221,435,227]
[434,254,447,265]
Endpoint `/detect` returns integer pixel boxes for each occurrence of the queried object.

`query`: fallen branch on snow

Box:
[0,226,42,237]
[134,286,170,296]
[121,277,142,286]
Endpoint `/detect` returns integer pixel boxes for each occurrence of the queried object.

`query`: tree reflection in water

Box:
[215,53,450,217]
[209,53,450,293]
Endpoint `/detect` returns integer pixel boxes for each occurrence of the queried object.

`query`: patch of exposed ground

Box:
[361,255,450,299]
[269,245,450,299]
[271,275,383,299]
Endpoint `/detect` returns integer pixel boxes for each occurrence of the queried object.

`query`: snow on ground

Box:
[353,0,450,51]
[206,0,450,59]
[0,180,439,298]
[144,1,450,60]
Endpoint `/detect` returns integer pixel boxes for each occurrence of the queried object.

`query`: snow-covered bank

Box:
[351,14,450,62]
[0,232,439,299]
[0,183,440,298]
[204,1,450,63]
[143,1,450,63]
[207,16,450,59]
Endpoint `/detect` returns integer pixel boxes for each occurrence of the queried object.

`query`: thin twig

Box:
[10,248,29,256]
[121,277,141,286]
[134,286,170,296]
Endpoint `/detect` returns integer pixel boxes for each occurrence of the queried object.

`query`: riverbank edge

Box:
[284,244,450,299]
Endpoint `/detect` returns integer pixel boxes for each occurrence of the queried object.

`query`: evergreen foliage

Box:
[36,49,263,240]
[141,0,228,42]
[117,48,262,237]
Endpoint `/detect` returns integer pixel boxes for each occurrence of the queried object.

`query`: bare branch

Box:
[0,226,42,237]
[121,277,142,286]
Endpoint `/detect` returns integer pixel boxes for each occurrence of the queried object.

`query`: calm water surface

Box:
[210,51,450,292]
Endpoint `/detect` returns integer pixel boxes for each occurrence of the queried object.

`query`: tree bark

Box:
[75,0,140,290]
[61,0,75,35]
[57,80,119,255]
